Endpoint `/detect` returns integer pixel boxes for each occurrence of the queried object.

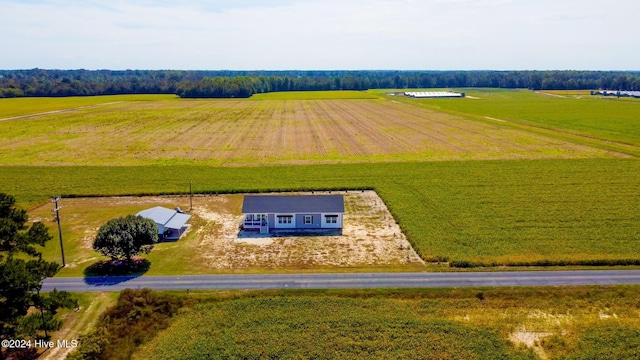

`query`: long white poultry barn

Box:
[404,91,464,98]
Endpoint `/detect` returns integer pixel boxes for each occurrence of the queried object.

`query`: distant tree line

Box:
[1,69,639,98]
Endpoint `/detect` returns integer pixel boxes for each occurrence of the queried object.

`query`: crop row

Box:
[4,158,639,267]
[1,93,625,166]
[384,88,640,149]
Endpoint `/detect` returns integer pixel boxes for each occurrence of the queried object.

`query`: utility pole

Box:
[189,181,193,211]
[51,196,65,267]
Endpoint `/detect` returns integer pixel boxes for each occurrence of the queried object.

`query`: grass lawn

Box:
[1,90,638,271]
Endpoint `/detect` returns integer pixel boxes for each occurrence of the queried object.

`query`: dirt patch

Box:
[192,191,424,270]
[484,116,506,122]
[508,310,574,360]
[31,192,423,272]
[536,91,566,98]
[509,326,551,359]
[526,310,573,326]
[40,292,114,360]
[599,312,618,319]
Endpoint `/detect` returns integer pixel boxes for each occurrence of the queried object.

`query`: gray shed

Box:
[137,206,191,240]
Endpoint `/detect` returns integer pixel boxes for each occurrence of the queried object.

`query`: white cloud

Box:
[0,0,638,69]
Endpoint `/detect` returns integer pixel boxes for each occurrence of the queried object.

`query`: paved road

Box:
[42,270,640,292]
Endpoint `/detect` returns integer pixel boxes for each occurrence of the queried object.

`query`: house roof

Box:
[242,195,344,214]
[165,213,191,230]
[137,206,191,230]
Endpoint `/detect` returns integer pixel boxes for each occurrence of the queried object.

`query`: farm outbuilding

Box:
[591,90,640,98]
[137,206,191,240]
[404,91,464,98]
[242,195,344,234]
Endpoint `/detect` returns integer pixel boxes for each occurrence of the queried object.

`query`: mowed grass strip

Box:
[132,286,640,360]
[9,159,640,270]
[0,95,621,166]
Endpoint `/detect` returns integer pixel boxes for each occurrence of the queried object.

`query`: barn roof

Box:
[137,206,191,230]
[242,195,344,214]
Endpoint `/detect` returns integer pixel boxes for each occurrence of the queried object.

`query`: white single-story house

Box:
[242,195,344,234]
[137,206,191,240]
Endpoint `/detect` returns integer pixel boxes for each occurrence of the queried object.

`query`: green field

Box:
[378,88,640,155]
[1,90,639,270]
[4,90,640,358]
[8,159,640,272]
[0,94,174,118]
[128,287,640,360]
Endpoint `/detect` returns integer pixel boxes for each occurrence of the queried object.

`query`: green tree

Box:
[92,215,158,263]
[0,193,76,360]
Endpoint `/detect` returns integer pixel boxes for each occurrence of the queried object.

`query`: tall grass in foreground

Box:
[4,158,640,267]
[138,297,534,360]
[64,286,640,360]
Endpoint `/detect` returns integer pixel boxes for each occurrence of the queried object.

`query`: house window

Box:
[304,215,313,224]
[277,215,293,224]
[325,215,338,224]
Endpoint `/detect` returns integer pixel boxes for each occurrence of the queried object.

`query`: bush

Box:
[93,215,158,263]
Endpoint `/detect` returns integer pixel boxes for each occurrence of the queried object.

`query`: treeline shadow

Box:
[83,258,150,286]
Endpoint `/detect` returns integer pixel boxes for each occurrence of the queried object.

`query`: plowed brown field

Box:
[0,97,621,165]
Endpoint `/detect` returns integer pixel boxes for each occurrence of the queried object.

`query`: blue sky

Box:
[1,0,638,70]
